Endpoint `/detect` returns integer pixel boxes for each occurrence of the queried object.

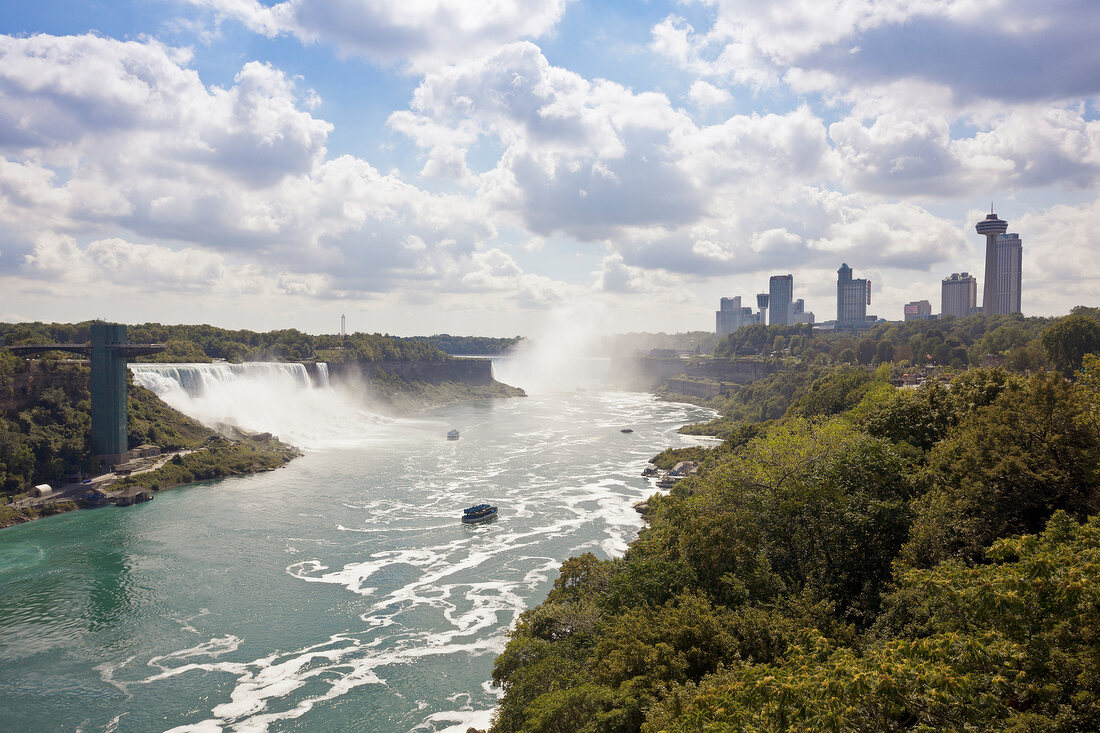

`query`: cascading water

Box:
[130,362,386,449]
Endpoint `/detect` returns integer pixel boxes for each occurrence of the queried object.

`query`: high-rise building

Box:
[769,275,793,326]
[992,233,1023,315]
[716,296,743,336]
[716,296,757,336]
[904,300,933,321]
[791,298,815,325]
[976,210,1022,316]
[941,272,977,318]
[837,263,871,326]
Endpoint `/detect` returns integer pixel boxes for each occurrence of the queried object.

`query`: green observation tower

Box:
[5,323,165,464]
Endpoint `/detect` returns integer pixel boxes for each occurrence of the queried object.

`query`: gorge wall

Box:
[320,358,493,387]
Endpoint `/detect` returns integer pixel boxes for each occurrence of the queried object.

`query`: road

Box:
[8,450,194,509]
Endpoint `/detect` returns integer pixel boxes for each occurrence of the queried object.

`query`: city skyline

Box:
[1,2,1098,336]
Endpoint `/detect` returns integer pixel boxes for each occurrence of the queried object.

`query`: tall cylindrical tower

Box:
[976,211,1008,316]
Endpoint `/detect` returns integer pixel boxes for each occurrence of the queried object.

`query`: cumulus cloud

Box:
[595,253,648,294]
[655,0,1100,103]
[1015,199,1100,294]
[187,0,572,71]
[648,0,1100,202]
[0,32,570,310]
[23,232,326,296]
[0,35,331,186]
[687,80,732,108]
[394,42,704,239]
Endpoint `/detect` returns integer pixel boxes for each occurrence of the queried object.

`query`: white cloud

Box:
[0,33,570,310]
[654,0,1100,103]
[687,80,732,108]
[188,0,572,71]
[23,232,326,296]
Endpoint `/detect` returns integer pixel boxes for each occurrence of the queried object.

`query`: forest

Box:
[0,321,449,364]
[407,334,524,355]
[488,308,1100,732]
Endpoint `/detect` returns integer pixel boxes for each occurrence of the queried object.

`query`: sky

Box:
[0,0,1098,337]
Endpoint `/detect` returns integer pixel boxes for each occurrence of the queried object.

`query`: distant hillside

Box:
[406,334,524,355]
[0,321,448,364]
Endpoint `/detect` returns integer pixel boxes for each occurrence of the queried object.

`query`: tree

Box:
[856,338,876,365]
[873,340,894,364]
[1041,314,1100,377]
[902,371,1100,568]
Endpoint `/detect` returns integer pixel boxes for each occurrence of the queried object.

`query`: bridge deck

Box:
[5,343,166,358]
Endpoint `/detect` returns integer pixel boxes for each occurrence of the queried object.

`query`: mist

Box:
[490,307,619,393]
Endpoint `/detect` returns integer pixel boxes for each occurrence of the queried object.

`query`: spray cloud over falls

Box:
[491,305,616,394]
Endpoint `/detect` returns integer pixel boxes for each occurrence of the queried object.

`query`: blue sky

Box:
[1,0,1098,336]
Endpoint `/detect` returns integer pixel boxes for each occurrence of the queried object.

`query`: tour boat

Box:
[447,429,460,440]
[462,504,498,524]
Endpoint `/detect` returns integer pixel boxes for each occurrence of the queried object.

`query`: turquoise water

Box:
[0,386,714,732]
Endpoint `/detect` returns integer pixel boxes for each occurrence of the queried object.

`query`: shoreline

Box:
[0,437,301,530]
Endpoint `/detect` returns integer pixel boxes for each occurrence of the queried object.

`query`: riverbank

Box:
[0,434,300,530]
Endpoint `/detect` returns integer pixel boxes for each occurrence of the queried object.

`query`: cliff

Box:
[319,357,523,412]
[323,357,493,386]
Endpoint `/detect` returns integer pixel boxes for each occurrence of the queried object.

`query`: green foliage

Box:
[902,371,1100,568]
[715,324,814,358]
[786,366,878,419]
[649,446,714,470]
[112,439,296,492]
[491,310,1100,733]
[1041,313,1100,377]
[126,383,215,451]
[406,334,523,355]
[647,513,1100,733]
[0,321,450,365]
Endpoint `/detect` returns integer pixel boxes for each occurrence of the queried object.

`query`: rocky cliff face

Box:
[324,358,493,386]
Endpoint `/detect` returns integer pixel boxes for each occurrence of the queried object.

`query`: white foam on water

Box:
[102,389,719,733]
[411,708,495,733]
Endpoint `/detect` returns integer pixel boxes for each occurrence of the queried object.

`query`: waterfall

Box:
[130,362,317,398]
[130,362,385,449]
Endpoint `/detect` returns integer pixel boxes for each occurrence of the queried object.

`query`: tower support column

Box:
[90,323,129,463]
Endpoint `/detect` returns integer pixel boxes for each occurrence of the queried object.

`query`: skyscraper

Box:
[976,209,1022,316]
[903,300,933,321]
[716,296,757,336]
[992,233,1023,315]
[790,298,815,325]
[716,296,743,336]
[836,263,871,326]
[941,272,977,318]
[769,275,793,326]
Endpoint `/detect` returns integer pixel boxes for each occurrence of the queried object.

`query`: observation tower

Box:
[976,209,1008,316]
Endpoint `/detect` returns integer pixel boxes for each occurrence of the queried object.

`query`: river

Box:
[0,359,715,732]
